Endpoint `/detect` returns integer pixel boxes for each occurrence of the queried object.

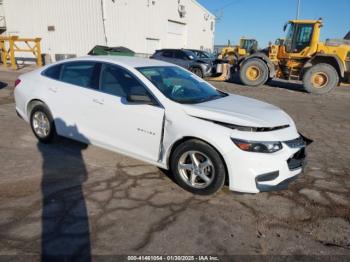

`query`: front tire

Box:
[30,104,56,143]
[239,58,269,86]
[303,63,339,94]
[170,139,226,195]
[190,67,204,78]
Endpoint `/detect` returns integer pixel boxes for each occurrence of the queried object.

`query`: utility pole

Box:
[296,0,301,19]
[100,0,108,46]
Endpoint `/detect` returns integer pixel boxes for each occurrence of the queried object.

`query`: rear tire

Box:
[170,139,226,195]
[303,63,339,94]
[239,58,269,86]
[30,104,56,143]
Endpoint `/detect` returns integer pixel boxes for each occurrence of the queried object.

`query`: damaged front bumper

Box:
[225,134,312,193]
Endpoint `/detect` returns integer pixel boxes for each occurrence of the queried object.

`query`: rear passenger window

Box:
[60,62,99,89]
[99,64,149,97]
[43,64,62,80]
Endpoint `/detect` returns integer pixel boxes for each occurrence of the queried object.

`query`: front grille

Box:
[287,148,306,170]
[284,136,306,148]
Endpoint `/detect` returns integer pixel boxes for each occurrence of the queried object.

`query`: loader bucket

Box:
[206,63,231,82]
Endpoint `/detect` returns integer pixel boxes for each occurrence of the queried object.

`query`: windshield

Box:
[137,66,227,104]
[202,51,215,58]
[284,23,295,52]
[183,50,196,60]
[193,50,213,59]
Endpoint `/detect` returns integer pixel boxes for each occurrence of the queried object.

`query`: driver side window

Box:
[99,64,149,97]
[100,64,126,97]
[295,25,313,52]
[286,24,314,53]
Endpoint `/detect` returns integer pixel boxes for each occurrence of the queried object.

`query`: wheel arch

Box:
[166,136,229,185]
[189,65,204,73]
[304,54,345,79]
[26,99,48,119]
[240,52,276,78]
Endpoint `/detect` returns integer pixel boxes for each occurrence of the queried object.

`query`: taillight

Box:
[14,79,21,88]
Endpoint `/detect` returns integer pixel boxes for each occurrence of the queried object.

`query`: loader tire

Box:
[303,63,339,94]
[239,58,269,86]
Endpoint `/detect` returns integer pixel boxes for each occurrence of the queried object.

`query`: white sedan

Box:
[14,56,308,195]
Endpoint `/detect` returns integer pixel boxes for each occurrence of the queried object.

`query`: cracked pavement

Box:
[0,71,350,257]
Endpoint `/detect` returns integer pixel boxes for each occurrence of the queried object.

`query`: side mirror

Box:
[127,94,154,105]
[283,22,288,32]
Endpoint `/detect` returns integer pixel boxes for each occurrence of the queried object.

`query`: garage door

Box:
[167,20,187,48]
[146,38,160,56]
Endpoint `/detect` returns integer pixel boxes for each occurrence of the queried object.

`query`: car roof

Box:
[155,48,198,53]
[155,49,194,53]
[57,55,173,68]
[187,49,208,53]
[156,49,182,51]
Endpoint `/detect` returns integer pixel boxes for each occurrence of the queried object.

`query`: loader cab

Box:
[281,19,322,58]
[239,38,258,54]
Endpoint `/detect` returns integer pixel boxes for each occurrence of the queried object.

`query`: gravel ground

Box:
[0,69,349,259]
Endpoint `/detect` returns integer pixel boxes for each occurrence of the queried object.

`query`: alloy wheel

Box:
[177,150,215,189]
[32,111,51,138]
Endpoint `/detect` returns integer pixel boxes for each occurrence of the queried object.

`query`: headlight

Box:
[231,138,282,153]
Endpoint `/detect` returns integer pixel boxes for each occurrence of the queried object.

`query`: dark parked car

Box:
[187,49,215,63]
[150,49,212,78]
[187,49,230,77]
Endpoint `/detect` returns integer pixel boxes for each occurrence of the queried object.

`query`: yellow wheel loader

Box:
[219,38,258,66]
[345,31,350,40]
[238,19,350,94]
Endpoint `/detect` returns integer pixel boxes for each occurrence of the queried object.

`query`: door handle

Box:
[92,98,104,105]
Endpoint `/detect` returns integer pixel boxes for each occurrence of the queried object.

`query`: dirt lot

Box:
[0,69,350,259]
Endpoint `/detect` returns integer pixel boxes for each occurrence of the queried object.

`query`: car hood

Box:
[195,58,214,64]
[182,94,293,128]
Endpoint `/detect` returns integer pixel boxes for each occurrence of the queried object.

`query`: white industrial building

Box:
[0,0,215,61]
[0,1,5,34]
